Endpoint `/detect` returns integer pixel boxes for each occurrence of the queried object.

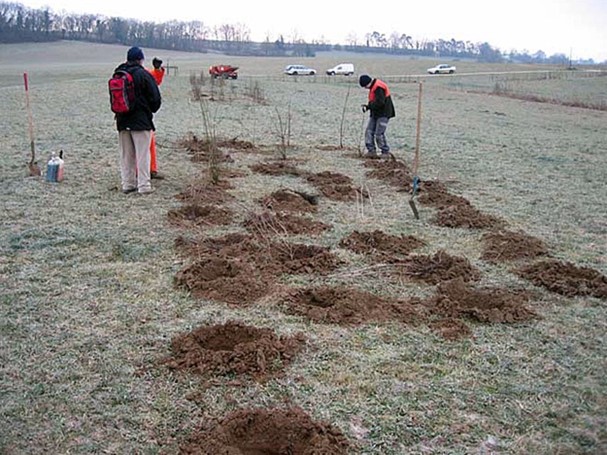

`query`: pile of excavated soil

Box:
[417,180,471,208]
[250,161,305,177]
[515,259,607,299]
[243,211,331,236]
[174,233,342,304]
[432,203,505,229]
[261,189,319,213]
[427,278,537,323]
[165,321,305,379]
[481,229,550,263]
[364,159,412,189]
[282,285,422,325]
[167,204,234,227]
[177,134,257,161]
[429,318,473,340]
[175,179,235,206]
[306,171,365,201]
[398,250,482,285]
[339,230,425,260]
[181,407,350,454]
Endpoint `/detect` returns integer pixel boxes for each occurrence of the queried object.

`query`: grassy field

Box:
[1,41,606,454]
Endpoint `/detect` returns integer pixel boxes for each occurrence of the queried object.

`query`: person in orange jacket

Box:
[147,57,165,178]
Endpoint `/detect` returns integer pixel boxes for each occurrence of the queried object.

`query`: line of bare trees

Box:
[0,1,587,64]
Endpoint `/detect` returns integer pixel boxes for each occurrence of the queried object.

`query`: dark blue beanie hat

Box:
[127,46,144,62]
[359,74,372,87]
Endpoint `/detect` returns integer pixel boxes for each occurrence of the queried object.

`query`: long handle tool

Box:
[408,81,423,219]
[24,72,40,176]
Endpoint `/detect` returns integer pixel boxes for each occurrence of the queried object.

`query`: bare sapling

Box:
[198,98,221,184]
[339,85,351,149]
[274,104,292,160]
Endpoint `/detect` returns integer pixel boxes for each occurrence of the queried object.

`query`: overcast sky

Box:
[17,0,607,61]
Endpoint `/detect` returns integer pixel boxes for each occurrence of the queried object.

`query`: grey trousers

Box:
[119,130,152,193]
[365,116,390,153]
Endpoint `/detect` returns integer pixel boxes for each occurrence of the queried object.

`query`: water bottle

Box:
[46,151,59,182]
[56,150,64,182]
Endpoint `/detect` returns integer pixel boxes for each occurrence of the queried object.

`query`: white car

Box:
[284,64,316,76]
[427,64,456,74]
[326,63,354,76]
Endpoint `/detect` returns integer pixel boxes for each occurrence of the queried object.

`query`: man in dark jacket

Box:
[115,46,161,194]
[359,74,396,158]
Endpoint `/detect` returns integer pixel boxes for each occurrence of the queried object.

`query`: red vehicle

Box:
[209,64,239,79]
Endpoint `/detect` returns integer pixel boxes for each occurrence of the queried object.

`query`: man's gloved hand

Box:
[361,104,368,113]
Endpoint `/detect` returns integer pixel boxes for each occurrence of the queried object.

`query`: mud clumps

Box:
[283,285,421,325]
[166,321,305,380]
[175,179,234,206]
[168,204,233,227]
[364,159,412,189]
[261,189,318,213]
[428,278,537,323]
[339,230,425,260]
[432,203,504,229]
[306,171,366,201]
[417,180,470,208]
[250,161,304,177]
[481,229,550,263]
[181,406,350,454]
[243,211,331,236]
[399,250,481,285]
[516,259,607,299]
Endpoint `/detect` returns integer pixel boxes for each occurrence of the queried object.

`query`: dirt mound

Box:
[243,211,331,236]
[339,230,425,259]
[429,318,472,340]
[174,255,274,305]
[515,259,607,299]
[178,134,256,157]
[399,250,481,285]
[174,233,342,304]
[250,161,305,177]
[175,179,234,206]
[427,278,537,323]
[181,406,350,454]
[168,204,234,227]
[481,229,550,263]
[306,171,366,201]
[282,285,421,324]
[165,321,305,380]
[217,138,257,152]
[432,203,504,229]
[364,159,412,189]
[417,180,471,208]
[261,189,318,213]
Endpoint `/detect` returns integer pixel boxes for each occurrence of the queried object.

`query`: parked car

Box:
[284,64,316,76]
[209,64,238,79]
[326,63,354,76]
[427,64,456,74]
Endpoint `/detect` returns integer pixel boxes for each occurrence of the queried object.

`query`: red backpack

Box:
[109,69,135,114]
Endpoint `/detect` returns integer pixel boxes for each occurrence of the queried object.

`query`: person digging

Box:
[359,74,396,158]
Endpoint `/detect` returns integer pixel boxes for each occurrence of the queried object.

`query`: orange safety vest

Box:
[148,67,165,86]
[368,79,390,102]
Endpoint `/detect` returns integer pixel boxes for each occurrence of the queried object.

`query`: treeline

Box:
[0,2,594,64]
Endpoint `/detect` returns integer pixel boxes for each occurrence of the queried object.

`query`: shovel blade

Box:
[409,198,419,219]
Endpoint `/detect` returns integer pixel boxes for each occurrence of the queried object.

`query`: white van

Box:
[326,63,354,76]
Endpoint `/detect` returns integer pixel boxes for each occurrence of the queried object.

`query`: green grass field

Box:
[1,41,606,454]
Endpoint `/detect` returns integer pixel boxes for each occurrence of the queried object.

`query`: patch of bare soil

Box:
[261,189,319,213]
[429,318,473,340]
[174,256,274,305]
[432,203,505,229]
[364,159,412,189]
[398,250,482,285]
[339,230,425,260]
[165,321,305,380]
[427,278,537,323]
[243,211,331,236]
[481,229,550,263]
[177,134,257,159]
[306,171,367,201]
[180,406,350,454]
[515,259,607,299]
[168,204,234,227]
[174,233,342,304]
[216,138,257,152]
[282,285,422,324]
[417,180,471,208]
[250,161,305,177]
[175,179,234,206]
